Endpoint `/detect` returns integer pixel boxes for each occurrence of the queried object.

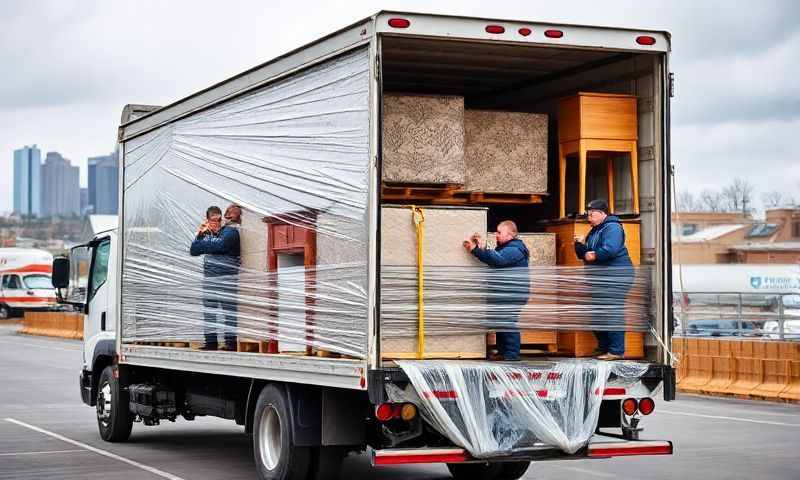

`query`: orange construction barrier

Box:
[678,355,713,394]
[779,361,800,402]
[700,356,734,395]
[20,311,83,340]
[726,357,764,397]
[751,359,791,400]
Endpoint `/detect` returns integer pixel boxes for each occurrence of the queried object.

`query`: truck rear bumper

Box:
[371,439,673,466]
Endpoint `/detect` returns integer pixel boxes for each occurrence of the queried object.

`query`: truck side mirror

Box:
[52,256,70,289]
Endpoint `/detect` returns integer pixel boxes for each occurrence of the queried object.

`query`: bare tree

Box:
[721,178,754,214]
[699,189,726,212]
[762,190,785,208]
[676,190,700,212]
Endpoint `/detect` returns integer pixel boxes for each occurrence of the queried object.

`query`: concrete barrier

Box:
[677,337,799,403]
[21,311,84,340]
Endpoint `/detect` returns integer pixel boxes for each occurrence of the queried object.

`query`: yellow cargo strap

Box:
[408,205,426,359]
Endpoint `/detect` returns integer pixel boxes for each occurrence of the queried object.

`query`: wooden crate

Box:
[557,330,645,359]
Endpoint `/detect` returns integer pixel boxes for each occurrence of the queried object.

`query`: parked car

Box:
[682,319,759,337]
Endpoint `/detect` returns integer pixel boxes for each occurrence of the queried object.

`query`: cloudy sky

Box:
[1,0,798,214]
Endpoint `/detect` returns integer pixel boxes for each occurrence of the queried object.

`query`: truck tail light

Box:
[518,27,532,37]
[636,35,656,45]
[485,25,505,34]
[375,403,395,422]
[388,18,410,29]
[639,397,655,415]
[544,29,564,38]
[622,398,638,416]
[400,403,417,421]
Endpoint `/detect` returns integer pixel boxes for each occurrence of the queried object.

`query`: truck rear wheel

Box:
[0,303,11,319]
[253,384,310,480]
[96,366,133,442]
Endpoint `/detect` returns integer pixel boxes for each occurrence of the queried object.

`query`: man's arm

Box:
[592,224,625,262]
[472,245,525,268]
[195,229,240,255]
[574,241,589,260]
[190,235,207,256]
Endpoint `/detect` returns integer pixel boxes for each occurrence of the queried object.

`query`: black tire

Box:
[253,384,311,480]
[498,461,530,480]
[0,303,11,320]
[447,462,503,480]
[306,446,347,480]
[96,366,133,442]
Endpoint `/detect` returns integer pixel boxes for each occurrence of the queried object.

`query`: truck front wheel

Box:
[253,384,310,480]
[96,366,133,442]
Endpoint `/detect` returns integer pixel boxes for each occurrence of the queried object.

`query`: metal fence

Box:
[673,291,800,340]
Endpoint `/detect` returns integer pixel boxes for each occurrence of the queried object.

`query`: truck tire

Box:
[0,303,11,319]
[499,461,530,480]
[96,366,133,442]
[253,384,311,480]
[447,462,503,480]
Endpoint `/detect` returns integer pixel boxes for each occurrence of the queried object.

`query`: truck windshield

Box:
[24,274,54,290]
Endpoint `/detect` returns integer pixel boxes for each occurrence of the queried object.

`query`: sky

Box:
[1,0,798,215]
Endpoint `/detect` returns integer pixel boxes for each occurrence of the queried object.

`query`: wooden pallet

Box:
[487,330,559,354]
[134,341,190,348]
[557,330,645,359]
[381,182,544,205]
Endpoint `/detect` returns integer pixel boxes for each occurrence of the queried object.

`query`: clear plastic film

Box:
[121,48,371,357]
[381,265,653,336]
[390,359,650,456]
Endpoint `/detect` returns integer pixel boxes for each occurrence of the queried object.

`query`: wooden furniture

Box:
[265,214,317,355]
[544,218,641,267]
[557,331,645,359]
[558,92,639,218]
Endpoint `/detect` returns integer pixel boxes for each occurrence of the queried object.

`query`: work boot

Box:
[597,353,623,361]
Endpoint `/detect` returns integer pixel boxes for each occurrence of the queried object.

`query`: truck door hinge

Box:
[374,55,381,81]
[668,72,675,98]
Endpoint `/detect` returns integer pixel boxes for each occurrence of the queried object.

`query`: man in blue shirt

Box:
[190,206,241,350]
[574,199,634,360]
[464,220,530,361]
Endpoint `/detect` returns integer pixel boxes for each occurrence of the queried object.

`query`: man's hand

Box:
[470,233,485,249]
[197,222,209,236]
[463,239,476,252]
[585,251,597,262]
[573,235,584,243]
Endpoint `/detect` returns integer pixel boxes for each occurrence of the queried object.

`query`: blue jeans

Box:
[496,331,521,360]
[203,284,237,348]
[594,330,625,356]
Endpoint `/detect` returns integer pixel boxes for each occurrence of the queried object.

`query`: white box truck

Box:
[53,12,676,480]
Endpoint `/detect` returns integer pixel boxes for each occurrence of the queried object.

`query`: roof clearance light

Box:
[636,35,656,45]
[486,25,505,34]
[518,27,532,37]
[544,29,564,38]
[622,398,639,416]
[639,397,656,415]
[388,18,411,29]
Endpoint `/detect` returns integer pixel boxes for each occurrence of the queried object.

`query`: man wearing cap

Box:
[574,199,634,360]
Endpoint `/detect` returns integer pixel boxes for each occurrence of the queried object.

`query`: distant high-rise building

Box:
[41,152,80,217]
[80,187,90,216]
[13,145,42,217]
[88,150,118,214]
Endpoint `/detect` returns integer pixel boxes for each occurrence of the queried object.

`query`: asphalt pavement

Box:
[1,322,798,480]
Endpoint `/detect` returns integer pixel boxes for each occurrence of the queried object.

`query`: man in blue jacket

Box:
[190,206,241,350]
[464,220,530,361]
[574,199,634,360]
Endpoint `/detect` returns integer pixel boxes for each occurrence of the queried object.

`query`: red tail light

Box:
[639,397,655,415]
[622,398,638,416]
[603,387,626,396]
[518,28,532,37]
[375,403,395,422]
[388,18,410,29]
[636,35,656,46]
[485,25,505,34]
[544,29,564,38]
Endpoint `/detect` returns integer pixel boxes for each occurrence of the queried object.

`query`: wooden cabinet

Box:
[544,218,640,267]
[558,92,639,218]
